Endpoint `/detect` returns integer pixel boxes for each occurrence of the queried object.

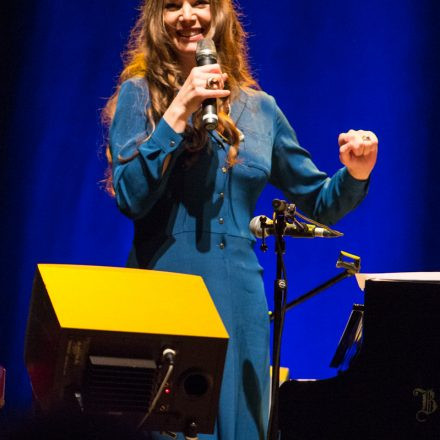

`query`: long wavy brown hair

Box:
[102,0,258,194]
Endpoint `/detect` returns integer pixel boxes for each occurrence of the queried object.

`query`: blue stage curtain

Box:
[1,0,439,411]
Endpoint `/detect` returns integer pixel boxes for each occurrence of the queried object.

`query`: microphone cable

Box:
[137,348,176,431]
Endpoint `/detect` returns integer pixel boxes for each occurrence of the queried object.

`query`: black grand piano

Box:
[279,277,440,440]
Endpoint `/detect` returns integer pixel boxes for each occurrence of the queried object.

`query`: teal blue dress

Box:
[110,78,369,439]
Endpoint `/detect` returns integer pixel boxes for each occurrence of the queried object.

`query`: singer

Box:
[103,1,378,439]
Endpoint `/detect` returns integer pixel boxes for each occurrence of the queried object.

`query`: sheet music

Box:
[355,272,440,291]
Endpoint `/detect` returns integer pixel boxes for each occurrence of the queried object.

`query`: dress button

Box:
[219,242,225,250]
[170,140,175,147]
[219,192,224,199]
[221,166,227,174]
[219,218,224,225]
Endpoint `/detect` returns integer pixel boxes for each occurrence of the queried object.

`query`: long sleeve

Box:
[269,100,369,225]
[109,78,184,219]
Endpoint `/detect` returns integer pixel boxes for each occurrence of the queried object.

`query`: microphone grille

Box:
[196,38,217,59]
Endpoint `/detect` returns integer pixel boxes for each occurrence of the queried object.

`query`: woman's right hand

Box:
[163,64,230,133]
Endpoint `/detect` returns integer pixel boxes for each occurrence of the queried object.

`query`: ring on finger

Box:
[361,134,372,142]
[206,76,221,90]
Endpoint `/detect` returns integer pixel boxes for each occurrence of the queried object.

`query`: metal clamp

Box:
[336,251,361,275]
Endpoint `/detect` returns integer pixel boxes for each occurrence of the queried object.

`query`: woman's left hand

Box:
[338,129,378,180]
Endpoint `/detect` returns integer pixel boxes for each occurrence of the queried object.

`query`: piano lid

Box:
[355,272,440,291]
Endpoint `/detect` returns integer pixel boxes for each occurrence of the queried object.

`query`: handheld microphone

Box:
[249,216,342,239]
[196,38,218,131]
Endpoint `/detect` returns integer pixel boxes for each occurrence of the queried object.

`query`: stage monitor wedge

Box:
[24,264,229,434]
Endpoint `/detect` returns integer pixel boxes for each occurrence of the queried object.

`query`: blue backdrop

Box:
[1,0,439,412]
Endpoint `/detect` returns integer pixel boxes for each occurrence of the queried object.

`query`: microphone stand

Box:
[260,201,360,440]
[267,200,291,440]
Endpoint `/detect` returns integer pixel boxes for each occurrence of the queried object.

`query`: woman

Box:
[103,0,378,438]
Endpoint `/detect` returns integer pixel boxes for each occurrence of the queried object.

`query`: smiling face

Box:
[163,0,212,65]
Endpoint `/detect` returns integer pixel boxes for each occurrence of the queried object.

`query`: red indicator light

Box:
[164,388,171,395]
